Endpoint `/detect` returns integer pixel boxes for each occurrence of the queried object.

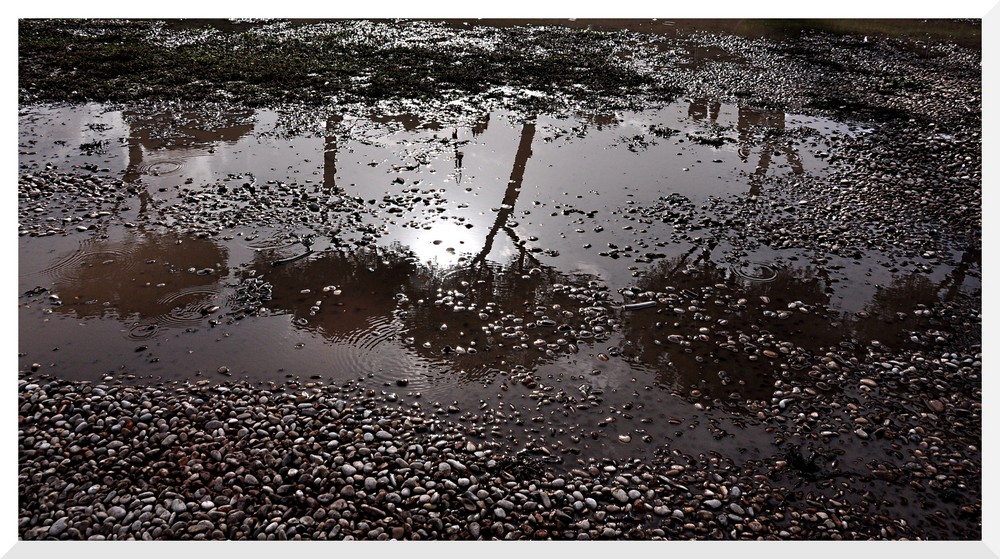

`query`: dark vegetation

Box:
[19,19,678,110]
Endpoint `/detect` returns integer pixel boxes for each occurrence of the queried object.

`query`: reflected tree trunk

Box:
[125,140,144,184]
[738,108,805,198]
[938,246,981,301]
[323,114,343,194]
[470,118,538,269]
[688,98,721,123]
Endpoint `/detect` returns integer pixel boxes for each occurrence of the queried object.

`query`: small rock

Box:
[48,517,68,537]
[927,399,945,413]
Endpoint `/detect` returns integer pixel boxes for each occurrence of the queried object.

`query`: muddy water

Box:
[18,100,979,467]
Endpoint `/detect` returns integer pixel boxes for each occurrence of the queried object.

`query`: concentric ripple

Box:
[150,287,223,328]
[730,261,778,282]
[126,322,161,341]
[136,159,184,176]
[39,240,142,284]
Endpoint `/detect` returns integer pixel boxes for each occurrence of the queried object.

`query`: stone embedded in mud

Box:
[15,18,983,542]
[926,399,945,413]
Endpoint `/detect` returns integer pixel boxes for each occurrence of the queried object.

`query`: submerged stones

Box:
[16,18,981,543]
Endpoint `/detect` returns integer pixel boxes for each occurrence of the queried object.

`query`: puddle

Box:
[18,99,979,464]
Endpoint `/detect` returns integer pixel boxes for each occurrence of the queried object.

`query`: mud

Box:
[17,18,981,540]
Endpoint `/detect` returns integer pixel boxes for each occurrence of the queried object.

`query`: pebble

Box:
[14,19,982,544]
[48,517,68,537]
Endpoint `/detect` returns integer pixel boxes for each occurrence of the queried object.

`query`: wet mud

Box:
[17,19,981,541]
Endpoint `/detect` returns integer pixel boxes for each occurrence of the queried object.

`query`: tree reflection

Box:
[323,114,343,192]
[248,114,610,382]
[122,107,256,183]
[687,98,721,123]
[122,107,256,219]
[41,231,228,333]
[737,107,804,197]
[613,256,840,402]
[247,243,417,345]
[845,269,976,351]
[247,239,605,383]
[936,246,980,302]
[470,117,537,269]
[614,249,980,403]
[686,98,806,197]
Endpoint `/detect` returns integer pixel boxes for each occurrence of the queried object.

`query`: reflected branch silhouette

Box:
[937,246,980,302]
[470,118,538,270]
[737,107,805,197]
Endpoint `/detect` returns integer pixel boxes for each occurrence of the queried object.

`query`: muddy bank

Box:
[18,19,676,112]
[17,18,981,541]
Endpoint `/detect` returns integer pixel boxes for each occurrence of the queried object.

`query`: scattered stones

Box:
[14,18,982,544]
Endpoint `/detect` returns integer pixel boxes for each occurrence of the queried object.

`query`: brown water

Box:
[18,99,979,466]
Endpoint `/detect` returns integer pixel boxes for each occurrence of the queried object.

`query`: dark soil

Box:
[17,18,982,542]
